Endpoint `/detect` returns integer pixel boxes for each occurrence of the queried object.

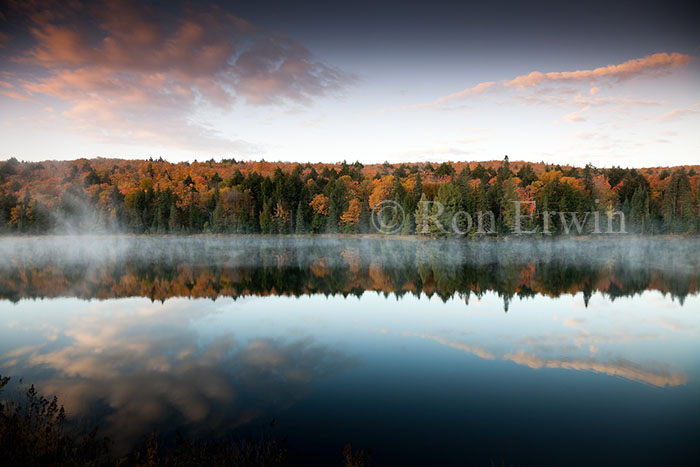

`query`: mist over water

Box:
[0,235,698,303]
[1,235,699,465]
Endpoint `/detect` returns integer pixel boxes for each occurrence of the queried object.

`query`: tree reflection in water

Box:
[0,236,697,305]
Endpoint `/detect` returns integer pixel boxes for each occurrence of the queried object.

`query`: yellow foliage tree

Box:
[340,198,362,225]
[309,194,329,215]
[368,176,393,209]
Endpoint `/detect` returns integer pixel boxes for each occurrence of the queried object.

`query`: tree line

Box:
[0,156,698,235]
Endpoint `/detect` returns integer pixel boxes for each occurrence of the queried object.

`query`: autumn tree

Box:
[340,198,362,231]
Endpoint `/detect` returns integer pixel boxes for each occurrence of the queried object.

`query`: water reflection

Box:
[0,236,698,304]
[1,237,699,465]
[0,297,355,452]
[504,351,687,387]
[405,332,688,387]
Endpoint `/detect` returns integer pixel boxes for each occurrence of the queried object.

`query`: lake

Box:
[1,236,699,465]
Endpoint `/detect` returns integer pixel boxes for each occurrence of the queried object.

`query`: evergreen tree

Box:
[326,200,339,233]
[501,179,519,233]
[295,201,306,234]
[358,199,370,234]
[496,155,513,182]
[415,193,429,235]
[629,186,650,233]
[168,203,181,233]
[259,201,273,233]
[412,172,423,203]
[435,162,456,178]
[517,163,537,187]
[212,198,225,233]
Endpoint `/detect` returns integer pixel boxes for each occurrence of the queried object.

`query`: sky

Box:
[0,0,699,167]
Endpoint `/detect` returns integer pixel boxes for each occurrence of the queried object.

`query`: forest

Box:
[0,156,698,235]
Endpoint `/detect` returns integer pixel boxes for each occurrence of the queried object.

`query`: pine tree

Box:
[326,200,339,233]
[630,186,650,233]
[212,199,225,233]
[500,179,519,233]
[391,175,407,202]
[358,199,370,233]
[412,172,423,203]
[168,203,181,233]
[496,155,513,182]
[401,211,415,235]
[259,201,272,233]
[295,201,306,234]
[415,193,429,235]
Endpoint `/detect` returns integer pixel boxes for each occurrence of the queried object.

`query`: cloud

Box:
[660,107,700,122]
[402,327,687,388]
[0,89,35,101]
[564,105,590,122]
[572,94,666,107]
[657,316,695,332]
[504,350,687,387]
[563,317,587,328]
[2,0,355,153]
[504,53,692,88]
[402,81,496,109]
[408,52,691,110]
[404,332,495,360]
[234,37,355,105]
[514,89,666,109]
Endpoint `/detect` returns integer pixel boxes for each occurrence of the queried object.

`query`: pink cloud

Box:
[563,105,591,123]
[0,90,35,102]
[435,81,496,104]
[28,24,97,64]
[2,0,354,152]
[399,81,496,110]
[660,107,700,122]
[504,53,692,88]
[505,350,687,387]
[410,53,691,110]
[564,112,585,123]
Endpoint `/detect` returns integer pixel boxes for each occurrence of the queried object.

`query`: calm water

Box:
[1,236,699,465]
